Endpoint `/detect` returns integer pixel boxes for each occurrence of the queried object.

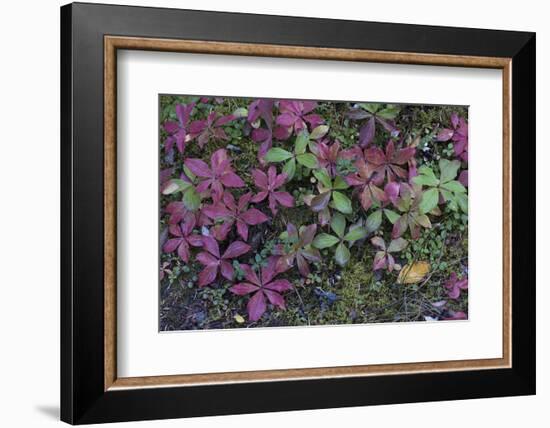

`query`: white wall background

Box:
[0,0,545,427]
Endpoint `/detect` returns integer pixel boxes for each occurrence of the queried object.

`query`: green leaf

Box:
[418,188,439,214]
[455,192,468,213]
[359,103,379,114]
[377,105,400,120]
[440,189,454,202]
[332,191,353,214]
[384,209,400,224]
[366,209,383,232]
[264,147,293,163]
[330,213,346,238]
[387,237,408,253]
[334,243,351,266]
[313,169,332,188]
[439,159,461,183]
[312,233,340,249]
[414,214,432,229]
[294,132,309,154]
[282,158,296,181]
[232,107,248,118]
[332,175,349,190]
[182,165,196,181]
[344,227,368,242]
[182,187,201,211]
[296,153,318,169]
[413,166,439,187]
[440,180,466,194]
[310,125,329,140]
[162,178,192,195]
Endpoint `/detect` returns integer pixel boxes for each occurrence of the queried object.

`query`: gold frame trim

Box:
[104,36,512,391]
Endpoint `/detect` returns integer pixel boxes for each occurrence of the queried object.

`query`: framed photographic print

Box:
[60,2,536,424]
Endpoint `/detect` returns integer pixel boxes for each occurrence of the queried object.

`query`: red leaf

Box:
[214,114,235,127]
[365,147,386,165]
[176,240,190,262]
[238,192,253,211]
[220,171,245,187]
[236,220,249,241]
[184,158,212,177]
[359,117,375,148]
[247,290,267,321]
[186,234,203,247]
[392,216,408,238]
[251,169,268,190]
[296,253,310,277]
[201,235,220,258]
[264,289,285,309]
[373,251,387,270]
[276,113,296,127]
[230,282,259,295]
[459,170,468,187]
[392,147,416,164]
[198,264,219,287]
[241,208,269,225]
[220,260,234,281]
[211,222,232,241]
[222,241,251,259]
[163,238,183,253]
[310,191,331,212]
[240,264,262,286]
[300,224,317,246]
[437,128,454,141]
[202,203,232,220]
[261,257,279,284]
[384,182,400,204]
[210,149,229,175]
[196,251,218,267]
[265,279,293,292]
[251,191,268,203]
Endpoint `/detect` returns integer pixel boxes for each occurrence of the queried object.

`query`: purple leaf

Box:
[264,289,285,309]
[222,241,251,259]
[241,208,269,225]
[273,191,294,208]
[220,171,245,187]
[247,290,267,321]
[310,191,331,212]
[236,220,249,241]
[251,169,268,190]
[220,260,234,281]
[437,128,454,141]
[163,238,183,253]
[201,235,220,258]
[458,170,468,187]
[184,158,211,178]
[359,117,375,148]
[240,264,262,286]
[196,251,218,267]
[230,282,259,295]
[384,182,400,205]
[198,264,219,287]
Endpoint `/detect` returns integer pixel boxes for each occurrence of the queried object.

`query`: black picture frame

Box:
[61,2,535,424]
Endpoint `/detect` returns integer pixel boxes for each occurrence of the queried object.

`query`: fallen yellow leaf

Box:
[234,313,245,324]
[397,261,431,284]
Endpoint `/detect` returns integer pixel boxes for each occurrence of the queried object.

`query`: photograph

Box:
[159,96,469,330]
